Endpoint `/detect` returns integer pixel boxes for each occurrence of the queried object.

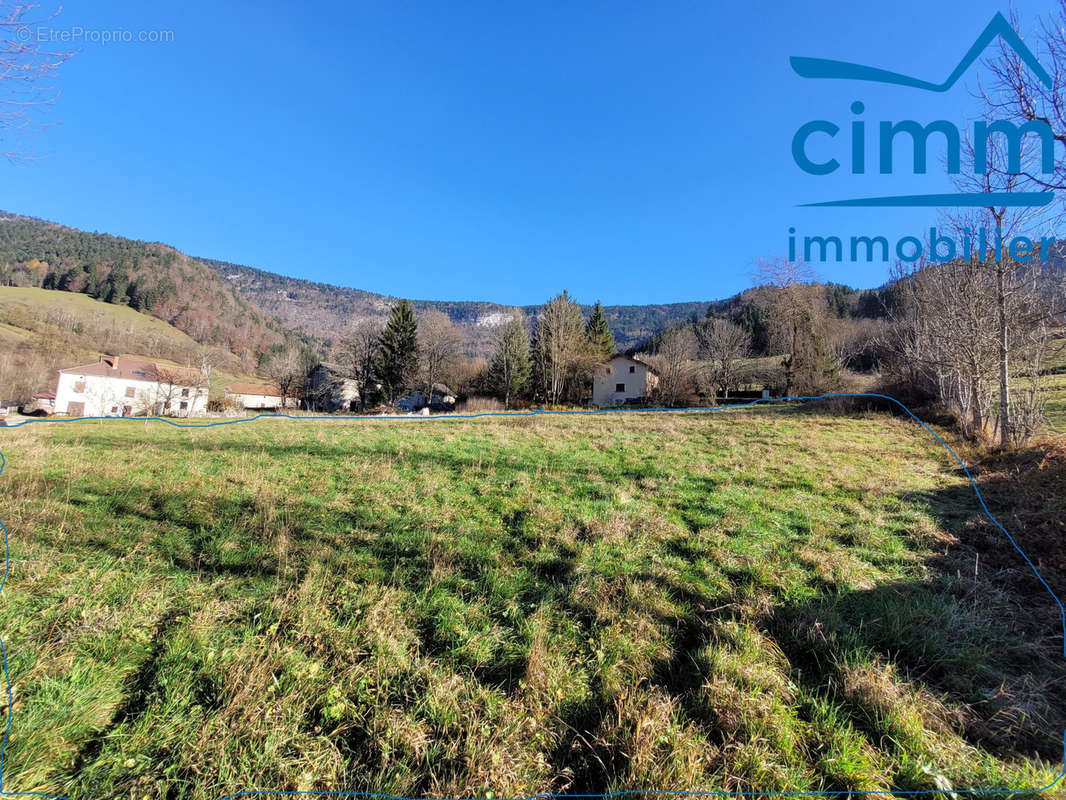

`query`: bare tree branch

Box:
[0,2,76,160]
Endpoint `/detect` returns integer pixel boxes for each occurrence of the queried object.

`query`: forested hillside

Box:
[204,258,716,355]
[0,213,302,370]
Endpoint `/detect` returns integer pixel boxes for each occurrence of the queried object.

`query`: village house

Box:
[54,356,208,418]
[224,381,294,410]
[395,383,457,413]
[309,362,360,412]
[22,392,57,415]
[592,354,659,407]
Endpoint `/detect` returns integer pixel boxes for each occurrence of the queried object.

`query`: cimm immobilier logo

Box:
[788,12,1057,265]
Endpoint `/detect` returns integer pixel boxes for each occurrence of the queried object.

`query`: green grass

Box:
[0,409,1061,798]
[1040,333,1066,431]
[1040,372,1066,432]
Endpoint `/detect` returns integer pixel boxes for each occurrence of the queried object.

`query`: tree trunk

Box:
[996,263,1010,448]
[971,376,983,436]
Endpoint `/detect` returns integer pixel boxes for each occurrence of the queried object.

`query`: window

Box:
[616,383,626,392]
[629,365,635,373]
[110,406,118,413]
[125,386,135,398]
[74,380,86,393]
[181,388,190,397]
[180,401,188,411]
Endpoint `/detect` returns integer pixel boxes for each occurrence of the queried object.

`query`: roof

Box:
[225,381,282,397]
[58,356,201,385]
[604,353,660,376]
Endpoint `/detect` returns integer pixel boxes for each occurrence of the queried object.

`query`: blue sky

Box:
[0,0,1058,304]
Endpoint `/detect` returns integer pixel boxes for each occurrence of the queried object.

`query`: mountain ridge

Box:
[201,257,719,355]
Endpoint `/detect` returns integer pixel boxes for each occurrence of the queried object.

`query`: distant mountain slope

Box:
[0,212,304,367]
[0,210,910,365]
[0,210,716,363]
[202,258,715,355]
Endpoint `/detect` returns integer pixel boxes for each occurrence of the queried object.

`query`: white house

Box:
[592,354,659,407]
[224,381,292,410]
[55,356,208,418]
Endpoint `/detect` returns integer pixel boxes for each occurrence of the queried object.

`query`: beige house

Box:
[224,381,292,410]
[593,354,659,407]
[55,356,208,418]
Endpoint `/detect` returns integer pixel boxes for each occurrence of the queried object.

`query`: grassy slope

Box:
[0,286,207,349]
[0,287,263,398]
[0,410,1062,798]
[1042,372,1066,431]
[1041,334,1066,431]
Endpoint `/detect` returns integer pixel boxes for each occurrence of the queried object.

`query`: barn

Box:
[224,381,288,410]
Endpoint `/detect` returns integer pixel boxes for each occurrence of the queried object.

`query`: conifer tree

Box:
[585,300,616,359]
[377,299,419,401]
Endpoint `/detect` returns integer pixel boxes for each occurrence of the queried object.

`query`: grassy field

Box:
[0,408,1062,798]
[1039,334,1066,432]
[1041,372,1066,432]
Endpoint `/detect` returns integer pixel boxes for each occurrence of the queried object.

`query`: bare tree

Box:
[755,260,837,396]
[339,318,382,411]
[888,255,1000,438]
[532,291,592,405]
[0,2,75,159]
[645,325,697,406]
[696,317,750,400]
[831,316,886,372]
[262,347,311,407]
[150,363,209,418]
[897,247,1062,446]
[489,310,531,408]
[418,310,462,396]
[924,107,1063,446]
[979,3,1066,195]
[968,2,1066,444]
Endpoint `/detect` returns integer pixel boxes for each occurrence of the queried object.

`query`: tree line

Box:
[272,294,623,409]
[262,290,772,411]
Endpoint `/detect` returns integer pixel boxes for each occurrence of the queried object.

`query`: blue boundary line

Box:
[0,392,1063,798]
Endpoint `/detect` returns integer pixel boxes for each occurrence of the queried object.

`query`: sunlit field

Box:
[0,408,1062,799]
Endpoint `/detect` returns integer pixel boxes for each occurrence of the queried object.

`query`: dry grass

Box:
[0,408,1062,798]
